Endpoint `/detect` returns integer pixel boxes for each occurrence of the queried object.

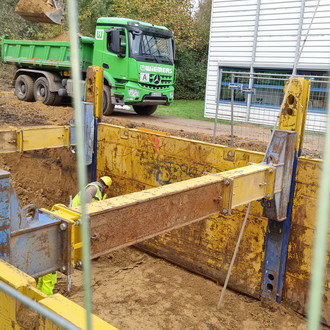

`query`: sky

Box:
[191,0,200,16]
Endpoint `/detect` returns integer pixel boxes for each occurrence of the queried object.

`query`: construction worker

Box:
[37,272,57,296]
[72,176,112,207]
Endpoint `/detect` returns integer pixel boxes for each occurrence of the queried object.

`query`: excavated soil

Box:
[15,0,58,14]
[0,76,323,328]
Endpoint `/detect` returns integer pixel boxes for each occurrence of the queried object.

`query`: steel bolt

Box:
[60,265,67,273]
[222,208,228,214]
[266,194,271,198]
[60,223,67,231]
[268,168,274,173]
[74,260,83,268]
[224,180,230,186]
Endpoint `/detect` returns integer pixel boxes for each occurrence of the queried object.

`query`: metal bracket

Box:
[0,170,72,278]
[69,102,95,165]
[261,130,296,221]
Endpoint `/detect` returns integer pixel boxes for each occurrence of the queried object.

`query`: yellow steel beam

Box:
[40,294,117,329]
[46,204,82,266]
[86,65,104,120]
[0,126,70,153]
[69,163,275,258]
[278,77,311,151]
[16,126,70,152]
[219,163,275,214]
[0,259,116,329]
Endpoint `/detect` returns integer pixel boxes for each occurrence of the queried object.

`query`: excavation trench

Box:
[0,89,325,328]
[0,139,318,329]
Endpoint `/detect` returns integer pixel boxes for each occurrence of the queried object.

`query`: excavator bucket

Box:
[15,0,63,25]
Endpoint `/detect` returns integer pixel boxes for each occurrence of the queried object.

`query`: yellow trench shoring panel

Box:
[96,122,328,324]
[284,157,329,325]
[0,259,116,329]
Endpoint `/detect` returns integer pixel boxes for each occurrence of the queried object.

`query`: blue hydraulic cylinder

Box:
[91,118,99,182]
[0,170,15,262]
[262,151,299,301]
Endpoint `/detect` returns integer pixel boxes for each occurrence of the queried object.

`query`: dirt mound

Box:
[0,149,77,209]
[48,31,71,42]
[0,97,73,127]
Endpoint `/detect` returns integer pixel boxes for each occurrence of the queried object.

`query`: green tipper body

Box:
[1,36,93,72]
[1,17,175,108]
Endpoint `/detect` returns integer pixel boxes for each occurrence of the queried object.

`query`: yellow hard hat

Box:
[100,176,112,187]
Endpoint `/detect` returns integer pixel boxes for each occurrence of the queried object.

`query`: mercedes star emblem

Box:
[154,74,161,85]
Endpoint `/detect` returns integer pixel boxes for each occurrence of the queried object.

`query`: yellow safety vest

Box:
[72,183,106,207]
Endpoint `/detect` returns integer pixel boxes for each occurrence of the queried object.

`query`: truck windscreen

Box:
[129,32,174,65]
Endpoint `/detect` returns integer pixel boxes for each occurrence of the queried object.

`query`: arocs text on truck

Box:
[1,17,175,116]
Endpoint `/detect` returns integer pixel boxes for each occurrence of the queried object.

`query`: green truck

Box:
[1,17,175,116]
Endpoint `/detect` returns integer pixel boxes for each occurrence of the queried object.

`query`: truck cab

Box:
[93,17,175,115]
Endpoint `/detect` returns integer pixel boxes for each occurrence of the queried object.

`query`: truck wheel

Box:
[103,85,114,115]
[15,75,34,102]
[133,105,158,116]
[34,77,56,105]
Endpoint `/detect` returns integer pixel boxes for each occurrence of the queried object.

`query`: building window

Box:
[219,68,329,114]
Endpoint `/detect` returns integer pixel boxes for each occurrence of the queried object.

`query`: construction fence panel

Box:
[210,70,328,158]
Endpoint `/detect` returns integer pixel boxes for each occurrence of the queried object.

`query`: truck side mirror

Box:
[172,39,176,59]
[107,29,121,54]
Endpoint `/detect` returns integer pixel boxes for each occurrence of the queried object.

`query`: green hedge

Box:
[174,47,208,100]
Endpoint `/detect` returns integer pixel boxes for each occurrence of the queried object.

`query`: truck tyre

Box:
[103,85,114,115]
[15,75,35,102]
[33,77,56,105]
[133,105,158,116]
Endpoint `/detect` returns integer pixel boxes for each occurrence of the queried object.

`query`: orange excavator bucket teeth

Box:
[15,0,63,25]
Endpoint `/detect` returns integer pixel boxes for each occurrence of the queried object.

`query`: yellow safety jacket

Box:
[72,182,106,207]
[37,272,57,296]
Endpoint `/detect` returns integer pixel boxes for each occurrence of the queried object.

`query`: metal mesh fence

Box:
[212,70,328,159]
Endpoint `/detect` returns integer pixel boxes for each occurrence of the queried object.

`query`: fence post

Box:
[230,73,234,148]
[213,67,222,144]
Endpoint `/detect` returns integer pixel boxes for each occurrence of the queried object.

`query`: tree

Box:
[174,47,208,99]
[113,0,198,49]
[173,0,212,99]
[194,0,212,55]
[0,0,40,40]
[78,0,116,36]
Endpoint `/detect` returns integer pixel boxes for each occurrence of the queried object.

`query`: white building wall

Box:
[299,1,330,68]
[205,0,330,131]
[205,0,258,116]
[254,0,301,66]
